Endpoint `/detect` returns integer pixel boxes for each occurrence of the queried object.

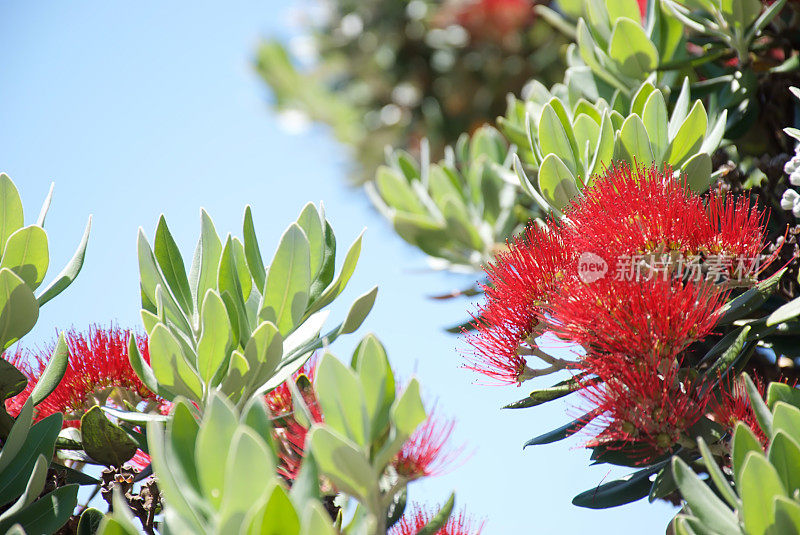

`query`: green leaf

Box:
[537,154,580,211]
[391,378,426,439]
[538,101,579,176]
[188,209,223,315]
[768,296,800,327]
[154,215,193,316]
[0,399,33,473]
[416,493,455,535]
[745,372,773,437]
[0,268,39,349]
[127,333,161,397]
[768,385,800,412]
[80,406,138,467]
[315,354,368,447]
[28,332,68,406]
[242,206,266,293]
[0,413,62,506]
[0,226,49,290]
[773,402,800,448]
[718,268,785,324]
[138,232,190,335]
[0,174,24,247]
[299,502,336,535]
[0,358,27,401]
[220,427,276,528]
[308,219,336,304]
[665,101,708,168]
[375,166,426,215]
[296,203,325,280]
[306,231,363,316]
[168,401,202,491]
[339,286,377,335]
[669,78,692,139]
[195,394,238,508]
[244,484,300,535]
[0,484,78,535]
[503,376,586,409]
[701,327,751,391]
[608,18,658,79]
[589,112,615,177]
[697,437,739,508]
[682,152,713,193]
[146,420,206,532]
[732,422,764,489]
[77,507,104,535]
[289,455,320,507]
[619,114,655,165]
[720,0,761,33]
[259,223,311,335]
[307,426,378,502]
[354,335,395,442]
[769,431,800,495]
[631,82,656,118]
[773,495,800,535]
[605,0,641,24]
[672,456,740,533]
[642,90,669,160]
[196,290,233,384]
[243,320,283,389]
[148,324,203,401]
[740,452,786,535]
[573,464,663,509]
[36,215,91,307]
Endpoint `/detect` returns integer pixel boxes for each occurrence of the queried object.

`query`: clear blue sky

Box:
[0,2,676,533]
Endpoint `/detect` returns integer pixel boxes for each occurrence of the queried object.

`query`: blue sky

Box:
[0,2,676,533]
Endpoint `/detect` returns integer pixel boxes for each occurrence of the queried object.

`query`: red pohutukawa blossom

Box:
[711,375,770,447]
[465,162,778,458]
[393,411,459,480]
[466,162,775,386]
[390,505,484,535]
[5,325,162,425]
[463,225,572,384]
[265,358,324,482]
[580,354,710,458]
[548,276,727,361]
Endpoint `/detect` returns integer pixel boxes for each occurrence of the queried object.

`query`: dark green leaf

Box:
[0,358,27,401]
[0,413,62,506]
[80,406,139,467]
[0,484,78,534]
[524,410,599,447]
[717,268,785,325]
[243,205,267,293]
[573,463,665,509]
[504,375,592,409]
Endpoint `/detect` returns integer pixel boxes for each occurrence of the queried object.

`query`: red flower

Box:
[581,354,709,460]
[391,505,484,535]
[5,325,163,423]
[566,163,712,266]
[712,375,769,446]
[548,276,726,362]
[464,225,572,384]
[264,358,323,482]
[393,411,459,480]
